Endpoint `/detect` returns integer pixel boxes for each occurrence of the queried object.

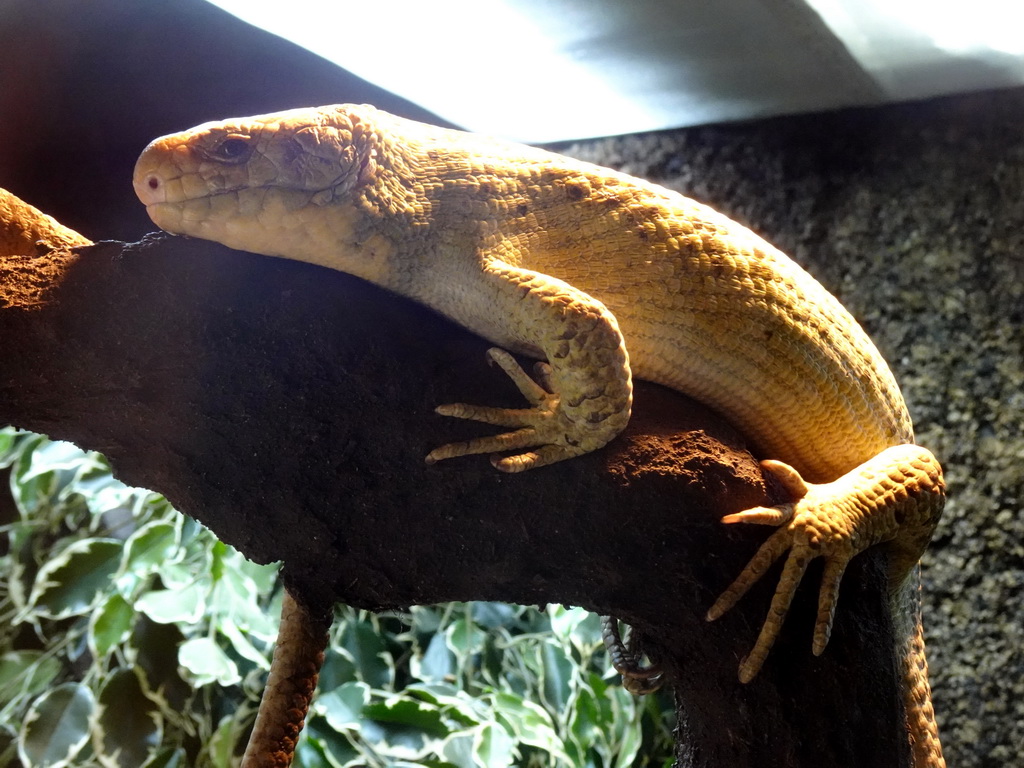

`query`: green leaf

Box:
[548,606,592,643]
[178,638,240,687]
[28,538,123,619]
[470,602,518,630]
[89,594,136,659]
[409,604,445,634]
[18,682,96,767]
[601,680,642,768]
[612,704,642,768]
[209,553,258,609]
[74,471,138,516]
[152,559,201,590]
[21,440,94,478]
[403,683,482,727]
[0,430,44,469]
[400,682,451,706]
[363,696,449,737]
[135,582,206,625]
[303,717,360,766]
[119,521,179,579]
[218,618,270,670]
[6,435,52,515]
[571,674,641,768]
[0,427,16,465]
[292,733,334,768]
[141,746,186,768]
[539,642,574,713]
[442,732,476,768]
[567,681,607,759]
[569,612,604,654]
[0,724,17,768]
[447,619,486,656]
[315,681,368,732]
[473,722,515,768]
[130,618,192,712]
[358,718,431,760]
[207,570,276,642]
[418,632,455,683]
[94,668,162,768]
[340,619,393,689]
[0,651,62,709]
[492,692,565,758]
[205,715,235,768]
[317,649,357,692]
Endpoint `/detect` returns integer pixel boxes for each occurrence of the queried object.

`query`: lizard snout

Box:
[132,144,169,207]
[133,170,166,206]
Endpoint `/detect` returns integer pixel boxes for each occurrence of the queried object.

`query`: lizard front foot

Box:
[706,445,943,683]
[426,347,621,472]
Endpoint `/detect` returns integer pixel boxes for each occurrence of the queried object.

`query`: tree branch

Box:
[0,192,908,766]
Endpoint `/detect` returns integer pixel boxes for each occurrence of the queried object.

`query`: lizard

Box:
[133,104,946,767]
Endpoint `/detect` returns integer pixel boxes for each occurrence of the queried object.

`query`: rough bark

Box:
[0,194,907,766]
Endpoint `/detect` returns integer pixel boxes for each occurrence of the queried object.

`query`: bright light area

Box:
[206,0,1024,142]
[884,0,1024,55]
[204,0,658,143]
[806,0,1024,68]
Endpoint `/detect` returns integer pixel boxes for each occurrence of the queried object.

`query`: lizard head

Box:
[133,104,381,259]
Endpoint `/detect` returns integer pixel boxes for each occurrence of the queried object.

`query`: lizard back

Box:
[376,111,913,481]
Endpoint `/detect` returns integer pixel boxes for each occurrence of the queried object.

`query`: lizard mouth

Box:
[132,165,235,234]
[134,166,329,211]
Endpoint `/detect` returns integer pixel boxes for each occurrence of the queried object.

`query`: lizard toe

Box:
[426,427,538,464]
[491,442,587,472]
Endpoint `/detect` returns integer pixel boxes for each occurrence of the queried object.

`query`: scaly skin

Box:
[134,104,945,767]
[242,591,329,768]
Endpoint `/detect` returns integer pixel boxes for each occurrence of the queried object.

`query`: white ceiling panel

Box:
[206,0,1024,142]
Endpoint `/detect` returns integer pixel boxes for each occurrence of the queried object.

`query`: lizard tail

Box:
[241,589,331,768]
[896,576,945,768]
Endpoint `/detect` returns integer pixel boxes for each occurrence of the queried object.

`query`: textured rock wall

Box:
[561,88,1024,767]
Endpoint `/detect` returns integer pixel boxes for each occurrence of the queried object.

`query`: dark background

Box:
[0,0,450,240]
[2,1,1023,765]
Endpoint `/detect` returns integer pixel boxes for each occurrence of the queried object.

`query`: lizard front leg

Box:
[425,259,633,473]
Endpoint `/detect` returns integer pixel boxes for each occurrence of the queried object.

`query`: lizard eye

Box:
[209,135,252,163]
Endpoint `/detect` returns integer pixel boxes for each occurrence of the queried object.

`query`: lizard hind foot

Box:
[706,446,944,684]
[705,458,860,683]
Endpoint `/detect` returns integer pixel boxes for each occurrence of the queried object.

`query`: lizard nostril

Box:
[147,176,160,191]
